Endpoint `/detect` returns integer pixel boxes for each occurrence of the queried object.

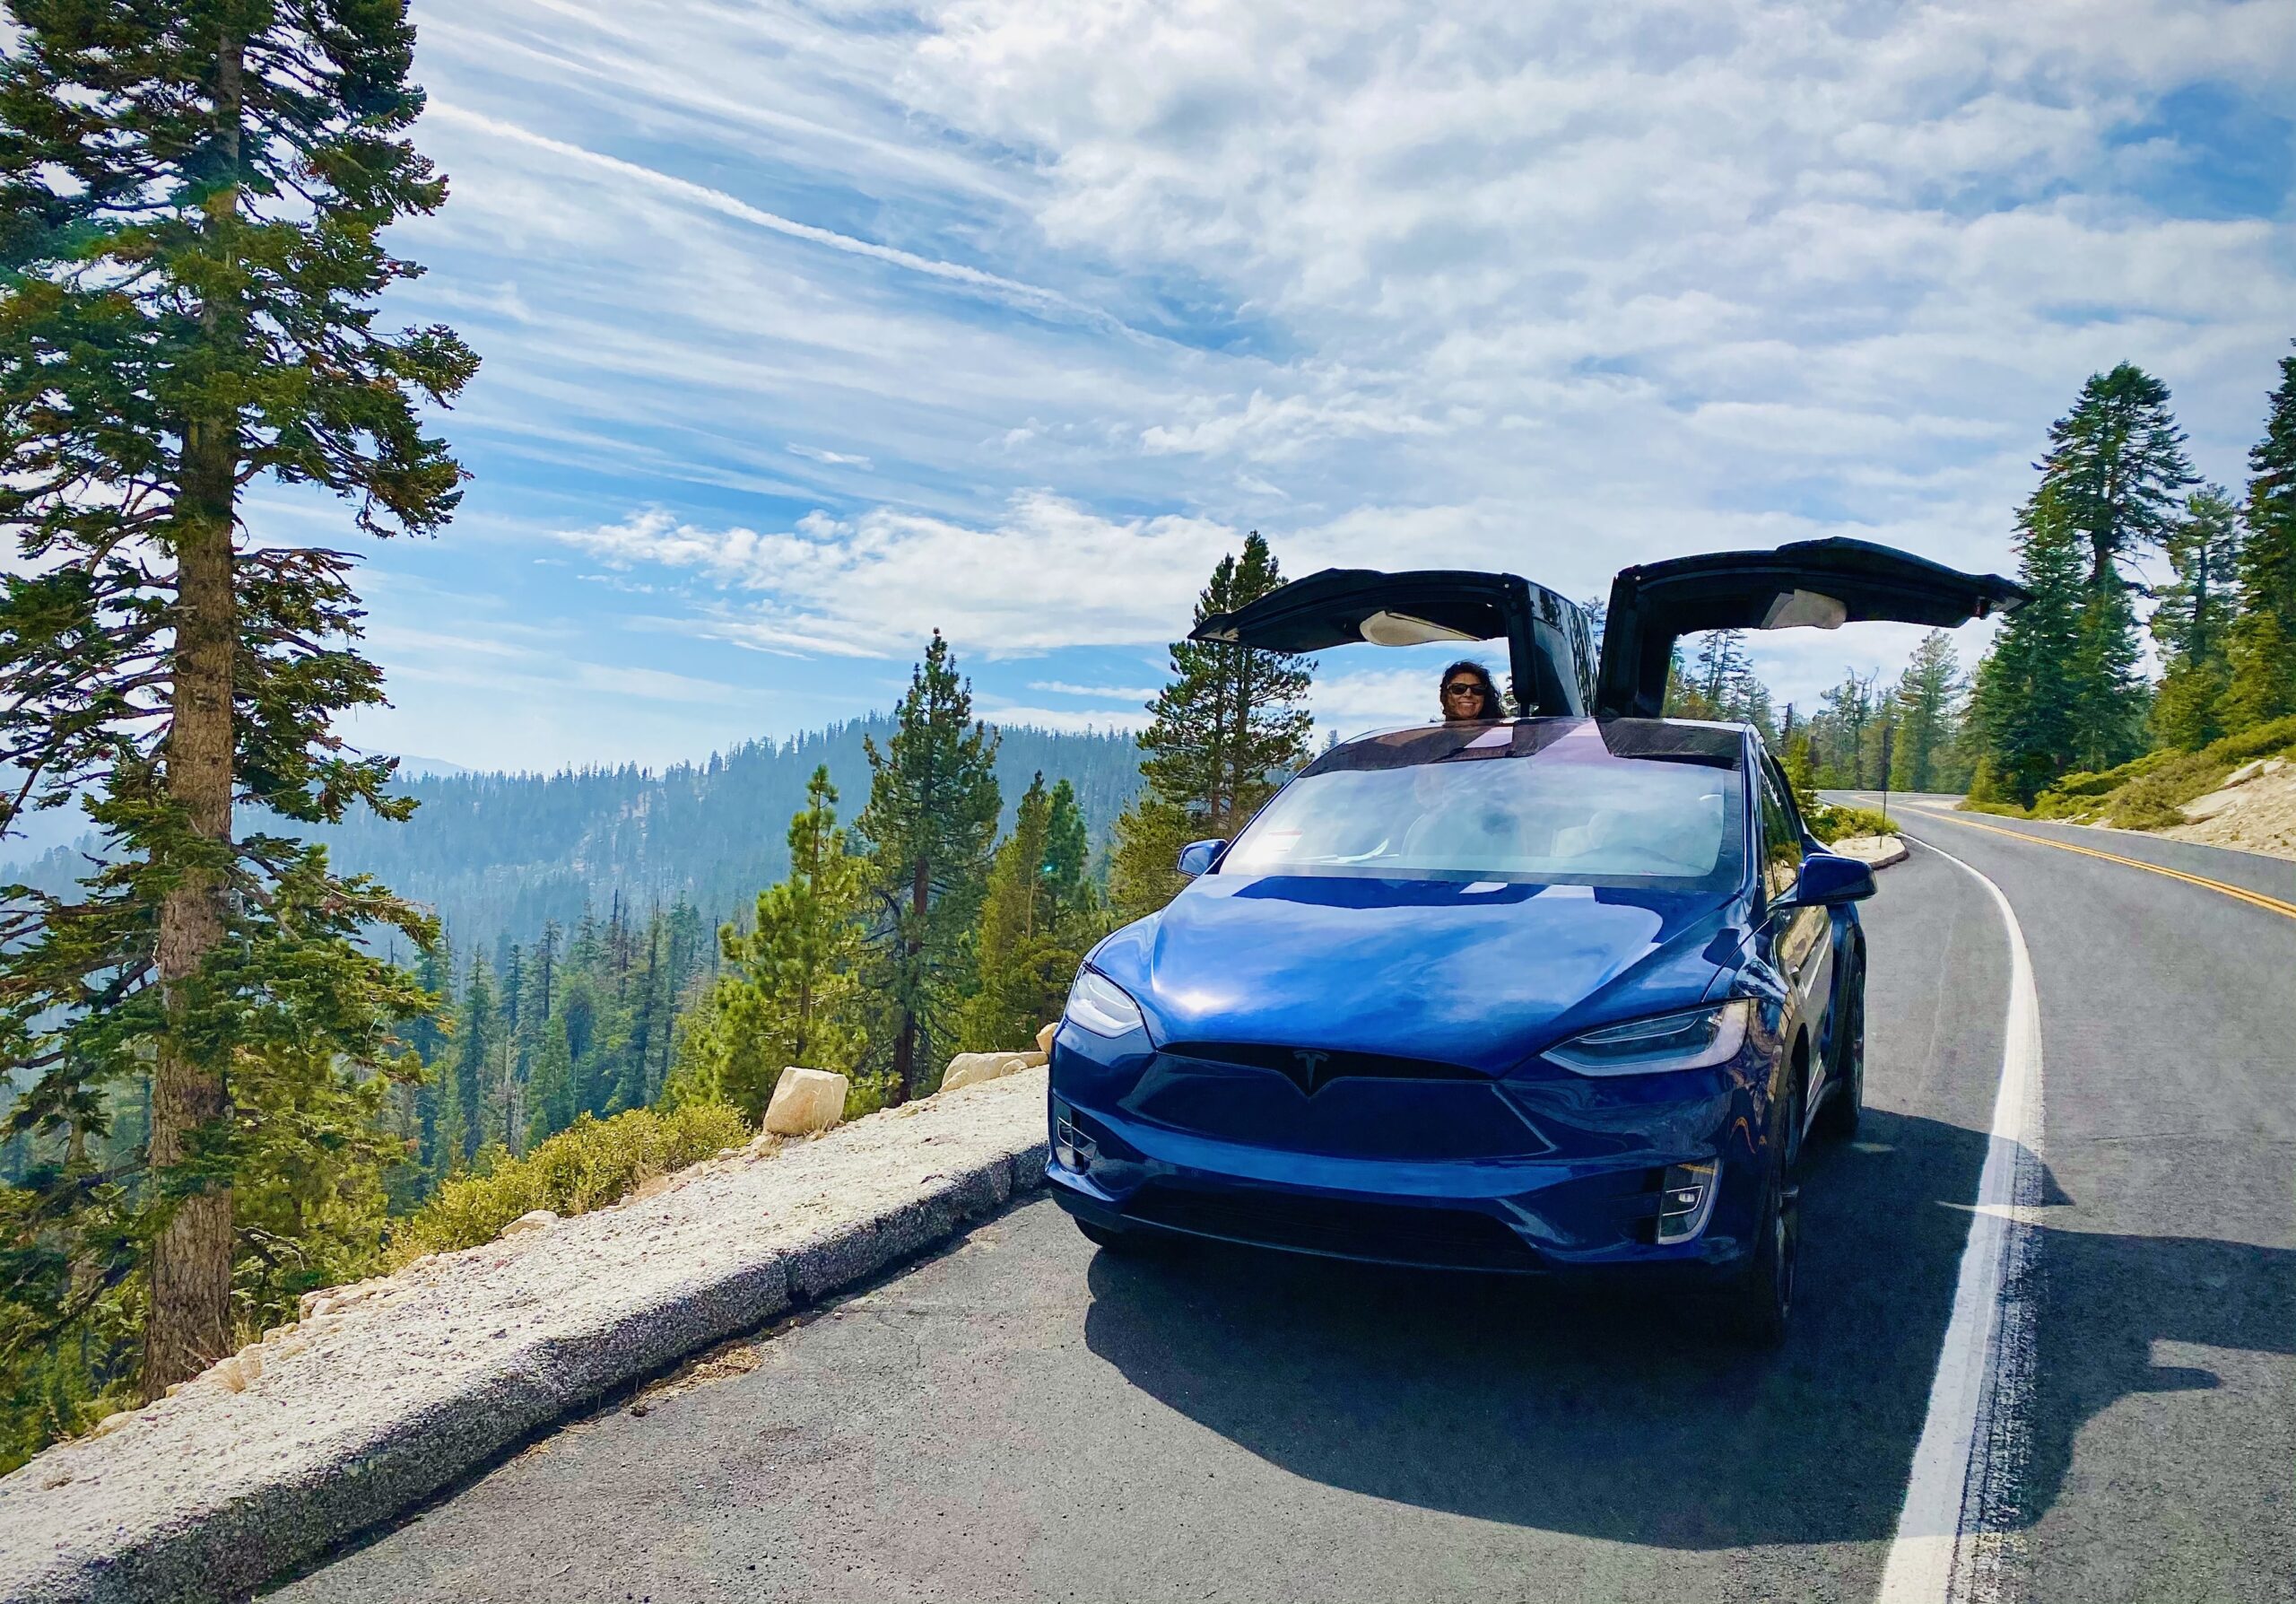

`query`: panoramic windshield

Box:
[1221,720,1745,890]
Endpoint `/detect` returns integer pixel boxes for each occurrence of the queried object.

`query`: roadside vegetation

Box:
[386,1102,752,1267]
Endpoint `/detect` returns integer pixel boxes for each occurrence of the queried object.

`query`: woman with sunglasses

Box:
[1437,660,1506,722]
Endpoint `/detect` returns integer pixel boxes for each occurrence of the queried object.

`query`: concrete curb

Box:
[1827,833,1909,872]
[0,1071,1051,1604]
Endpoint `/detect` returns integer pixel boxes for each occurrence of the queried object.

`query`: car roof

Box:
[1309,717,1750,776]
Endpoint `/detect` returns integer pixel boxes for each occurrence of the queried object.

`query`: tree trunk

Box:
[147,415,239,1395]
[891,855,930,1104]
[146,29,245,1400]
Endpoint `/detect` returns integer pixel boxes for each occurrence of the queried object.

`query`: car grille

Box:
[1122,1182,1543,1271]
[1161,1041,1477,1094]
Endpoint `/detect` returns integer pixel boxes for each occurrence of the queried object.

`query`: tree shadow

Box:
[1079,1106,2293,1549]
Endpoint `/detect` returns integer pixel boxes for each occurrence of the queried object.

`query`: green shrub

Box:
[387,1100,752,1264]
[1806,802,1898,841]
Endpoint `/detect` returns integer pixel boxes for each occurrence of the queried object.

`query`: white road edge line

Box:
[1875,833,2047,1604]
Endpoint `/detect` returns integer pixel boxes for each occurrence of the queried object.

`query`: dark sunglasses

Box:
[1442,681,1488,697]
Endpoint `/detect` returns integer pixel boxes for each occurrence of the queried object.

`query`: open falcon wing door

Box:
[1190,568,1598,716]
[1594,536,2028,718]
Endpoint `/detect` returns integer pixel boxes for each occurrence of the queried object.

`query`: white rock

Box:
[500,1209,560,1239]
[940,1051,1035,1094]
[85,1411,138,1442]
[2181,788,2242,822]
[1035,1022,1057,1056]
[2225,759,2266,788]
[763,1066,848,1136]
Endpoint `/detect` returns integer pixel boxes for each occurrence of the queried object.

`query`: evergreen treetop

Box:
[2039,362,2197,586]
[1113,532,1312,922]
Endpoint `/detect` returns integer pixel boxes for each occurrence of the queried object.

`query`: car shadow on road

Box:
[1079,1106,2294,1550]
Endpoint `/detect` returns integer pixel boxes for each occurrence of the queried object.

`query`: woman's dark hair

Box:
[1438,658,1505,720]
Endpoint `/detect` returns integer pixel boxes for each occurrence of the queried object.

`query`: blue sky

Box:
[297,0,2296,773]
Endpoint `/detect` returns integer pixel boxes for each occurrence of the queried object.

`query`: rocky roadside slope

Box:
[0,1068,1051,1604]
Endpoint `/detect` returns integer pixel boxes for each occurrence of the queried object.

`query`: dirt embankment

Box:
[2160,757,2296,859]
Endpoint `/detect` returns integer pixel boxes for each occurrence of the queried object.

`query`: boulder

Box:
[500,1208,560,1239]
[1036,1022,1057,1055]
[2225,759,2266,789]
[763,1066,848,1136]
[940,1050,1035,1094]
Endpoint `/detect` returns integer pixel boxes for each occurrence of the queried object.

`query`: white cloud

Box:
[555,494,1242,657]
[1029,680,1161,701]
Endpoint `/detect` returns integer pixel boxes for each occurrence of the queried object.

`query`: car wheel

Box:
[1815,955,1866,1142]
[1719,1164,1798,1349]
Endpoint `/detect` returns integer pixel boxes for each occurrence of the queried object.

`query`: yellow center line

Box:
[1890,804,2296,922]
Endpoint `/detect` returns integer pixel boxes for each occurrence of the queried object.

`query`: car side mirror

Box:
[1175,838,1226,877]
[1782,851,1876,909]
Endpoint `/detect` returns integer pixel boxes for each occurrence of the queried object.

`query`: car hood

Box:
[1091,872,1742,1076]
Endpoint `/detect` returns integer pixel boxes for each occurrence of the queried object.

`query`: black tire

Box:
[1815,955,1866,1142]
[1719,1167,1799,1349]
[1720,1077,1801,1348]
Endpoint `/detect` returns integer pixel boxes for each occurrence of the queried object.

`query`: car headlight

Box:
[1544,998,1752,1077]
[1064,968,1146,1038]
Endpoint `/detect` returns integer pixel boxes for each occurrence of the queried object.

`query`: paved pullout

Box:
[283,822,2292,1604]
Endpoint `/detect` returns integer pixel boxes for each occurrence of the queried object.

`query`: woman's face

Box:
[1441,673,1493,720]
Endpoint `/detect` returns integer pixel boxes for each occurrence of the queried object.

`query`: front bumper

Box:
[1044,1089,1764,1279]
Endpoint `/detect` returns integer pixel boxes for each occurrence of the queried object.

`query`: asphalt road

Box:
[279,813,2294,1604]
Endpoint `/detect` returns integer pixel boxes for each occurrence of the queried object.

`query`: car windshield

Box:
[1220,719,1745,890]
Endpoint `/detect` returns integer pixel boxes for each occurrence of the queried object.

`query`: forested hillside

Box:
[3,720,1144,956]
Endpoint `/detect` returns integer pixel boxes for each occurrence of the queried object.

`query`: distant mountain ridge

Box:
[303,719,1142,952]
[3,721,1146,953]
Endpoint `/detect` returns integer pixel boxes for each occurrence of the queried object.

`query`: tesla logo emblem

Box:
[1292,1049,1332,1094]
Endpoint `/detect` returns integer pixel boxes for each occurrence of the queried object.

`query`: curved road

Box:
[279,809,2294,1604]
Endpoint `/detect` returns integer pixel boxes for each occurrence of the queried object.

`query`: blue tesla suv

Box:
[1045,537,2024,1343]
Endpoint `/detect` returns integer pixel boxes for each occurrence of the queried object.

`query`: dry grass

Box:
[387,1101,753,1264]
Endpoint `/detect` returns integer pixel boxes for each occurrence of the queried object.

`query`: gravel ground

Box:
[0,1070,1050,1604]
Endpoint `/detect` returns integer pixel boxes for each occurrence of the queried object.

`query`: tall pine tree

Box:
[1973,484,2087,803]
[2150,487,2242,750]
[675,767,868,1117]
[0,2,476,1393]
[2037,364,2194,771]
[2220,344,2296,733]
[1110,534,1313,921]
[1889,632,1966,794]
[854,636,1001,1104]
[961,775,1101,1054]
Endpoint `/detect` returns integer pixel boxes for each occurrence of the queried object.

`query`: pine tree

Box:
[434,958,497,1177]
[2037,364,2192,772]
[2150,487,2242,750]
[0,4,476,1393]
[2220,344,2296,733]
[679,767,868,1118]
[962,775,1101,1053]
[523,1013,576,1152]
[1890,632,1966,794]
[2041,362,2198,587]
[855,637,1002,1104]
[1111,534,1313,922]
[1973,484,2088,803]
